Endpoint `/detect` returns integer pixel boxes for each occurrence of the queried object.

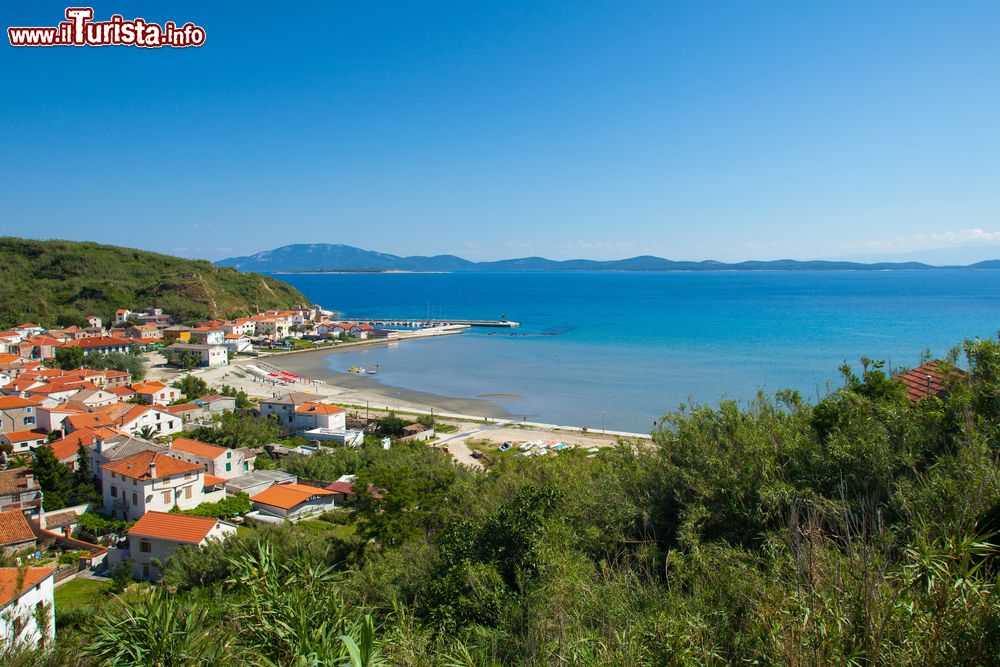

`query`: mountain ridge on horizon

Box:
[216,243,1000,273]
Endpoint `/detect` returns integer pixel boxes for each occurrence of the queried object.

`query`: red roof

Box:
[295,402,345,415]
[203,474,227,487]
[250,483,335,510]
[1,429,47,443]
[102,451,202,481]
[131,381,166,394]
[0,510,35,546]
[63,336,131,349]
[0,567,55,608]
[896,362,961,402]
[65,412,116,431]
[170,437,227,459]
[48,426,121,461]
[128,511,219,544]
[0,396,42,410]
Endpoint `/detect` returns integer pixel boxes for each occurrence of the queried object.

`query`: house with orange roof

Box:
[60,336,132,355]
[0,565,56,650]
[250,483,337,520]
[163,402,208,422]
[104,385,136,400]
[102,450,222,520]
[0,395,42,434]
[131,381,178,404]
[127,511,236,580]
[0,509,37,555]
[47,427,123,468]
[13,323,43,337]
[63,411,117,434]
[223,318,256,337]
[86,315,102,330]
[168,437,255,479]
[293,401,347,434]
[0,429,48,455]
[113,309,132,325]
[0,468,44,518]
[124,323,161,340]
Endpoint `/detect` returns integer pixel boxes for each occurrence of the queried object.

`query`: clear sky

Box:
[3,1,1000,263]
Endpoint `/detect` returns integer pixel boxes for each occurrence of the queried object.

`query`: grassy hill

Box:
[0,238,310,328]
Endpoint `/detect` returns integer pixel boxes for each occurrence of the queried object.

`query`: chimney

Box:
[23,472,34,489]
[926,374,932,397]
[149,458,157,478]
[95,437,105,453]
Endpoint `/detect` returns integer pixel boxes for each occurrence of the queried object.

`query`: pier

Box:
[359,318,519,328]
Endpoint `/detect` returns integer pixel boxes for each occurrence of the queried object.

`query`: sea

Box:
[276,270,1000,433]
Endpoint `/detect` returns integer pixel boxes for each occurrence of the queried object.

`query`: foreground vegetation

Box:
[0,237,308,327]
[9,339,1000,665]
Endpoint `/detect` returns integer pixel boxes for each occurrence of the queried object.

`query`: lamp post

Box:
[602,410,606,434]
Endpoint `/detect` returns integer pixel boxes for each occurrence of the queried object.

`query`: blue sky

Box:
[3,1,1000,262]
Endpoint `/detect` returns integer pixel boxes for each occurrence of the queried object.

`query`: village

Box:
[0,305,628,652]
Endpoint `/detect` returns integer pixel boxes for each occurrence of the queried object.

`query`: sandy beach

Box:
[144,340,649,467]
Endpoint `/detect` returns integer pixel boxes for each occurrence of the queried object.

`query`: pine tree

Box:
[72,443,100,505]
[31,445,73,510]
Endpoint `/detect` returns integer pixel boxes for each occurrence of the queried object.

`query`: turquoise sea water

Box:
[277,271,1000,432]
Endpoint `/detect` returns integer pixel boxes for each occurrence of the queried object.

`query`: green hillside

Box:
[0,237,309,328]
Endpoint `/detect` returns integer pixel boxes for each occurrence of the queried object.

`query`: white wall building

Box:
[102,451,223,521]
[168,437,255,479]
[127,511,237,580]
[0,566,55,652]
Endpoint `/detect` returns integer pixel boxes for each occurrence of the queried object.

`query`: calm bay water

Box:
[277,271,1000,432]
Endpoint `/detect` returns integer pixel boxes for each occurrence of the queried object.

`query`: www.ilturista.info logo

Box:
[8,7,205,48]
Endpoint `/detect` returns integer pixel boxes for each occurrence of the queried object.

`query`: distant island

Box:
[217,243,1000,273]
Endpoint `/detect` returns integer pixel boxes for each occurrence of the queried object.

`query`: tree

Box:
[190,413,280,449]
[138,426,158,441]
[72,444,100,505]
[31,445,73,510]
[54,346,84,370]
[174,374,209,400]
[165,349,201,370]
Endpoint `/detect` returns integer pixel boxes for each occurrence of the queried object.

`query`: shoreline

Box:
[159,340,651,442]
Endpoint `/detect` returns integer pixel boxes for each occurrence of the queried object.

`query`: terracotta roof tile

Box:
[896,361,962,403]
[170,437,227,459]
[251,483,335,510]
[128,511,219,544]
[0,567,55,608]
[0,510,35,546]
[295,402,345,415]
[102,451,201,481]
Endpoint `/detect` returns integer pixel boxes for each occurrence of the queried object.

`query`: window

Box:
[25,407,32,413]
[23,417,35,425]
[142,564,150,578]
[132,493,138,505]
[139,540,151,553]
[244,461,249,470]
[162,490,171,503]
[227,451,232,459]
[225,462,231,472]
[110,485,117,497]
[185,486,192,499]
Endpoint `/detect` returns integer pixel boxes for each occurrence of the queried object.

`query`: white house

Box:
[259,393,345,434]
[117,405,183,438]
[223,319,256,337]
[113,309,132,325]
[167,343,229,367]
[249,483,337,520]
[168,437,255,480]
[293,402,346,434]
[221,334,253,354]
[188,327,225,346]
[126,511,237,580]
[0,566,55,652]
[0,429,48,455]
[101,451,223,521]
[131,381,179,405]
